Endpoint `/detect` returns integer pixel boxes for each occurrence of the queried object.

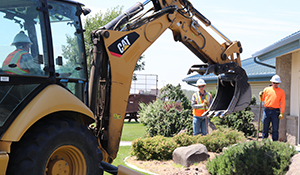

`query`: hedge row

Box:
[207,139,298,175]
[131,128,245,160]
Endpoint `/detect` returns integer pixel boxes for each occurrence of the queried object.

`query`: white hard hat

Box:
[196,78,206,86]
[270,75,281,83]
[11,31,32,45]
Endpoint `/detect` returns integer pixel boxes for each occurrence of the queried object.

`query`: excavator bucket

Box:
[188,63,251,117]
[203,72,251,117]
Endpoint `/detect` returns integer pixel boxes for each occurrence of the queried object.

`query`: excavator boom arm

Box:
[88,0,251,163]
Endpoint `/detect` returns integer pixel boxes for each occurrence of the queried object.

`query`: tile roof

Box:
[182,57,275,85]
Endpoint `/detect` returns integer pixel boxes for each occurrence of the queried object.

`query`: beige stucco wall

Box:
[290,50,300,145]
[291,50,300,116]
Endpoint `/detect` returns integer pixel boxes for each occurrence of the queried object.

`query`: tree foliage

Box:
[139,84,193,136]
[83,6,145,72]
[159,84,192,110]
[83,6,123,55]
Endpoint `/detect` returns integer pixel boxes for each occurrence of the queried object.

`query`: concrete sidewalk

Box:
[120,141,132,146]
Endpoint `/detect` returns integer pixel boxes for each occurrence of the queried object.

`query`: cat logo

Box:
[108,32,140,58]
[117,35,130,54]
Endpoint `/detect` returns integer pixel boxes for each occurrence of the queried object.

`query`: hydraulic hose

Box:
[104,2,144,30]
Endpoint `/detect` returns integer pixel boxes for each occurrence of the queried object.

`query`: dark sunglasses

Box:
[198,85,205,88]
[272,82,279,84]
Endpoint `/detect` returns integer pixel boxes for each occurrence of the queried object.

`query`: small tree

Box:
[139,84,193,136]
[159,84,192,110]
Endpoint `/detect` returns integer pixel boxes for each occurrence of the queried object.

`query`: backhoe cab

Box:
[0,0,250,174]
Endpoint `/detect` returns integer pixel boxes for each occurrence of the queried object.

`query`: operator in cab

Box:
[2,31,42,75]
[191,78,212,136]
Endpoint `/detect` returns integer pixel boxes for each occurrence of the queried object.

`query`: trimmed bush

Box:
[197,127,246,153]
[131,128,246,160]
[131,135,178,160]
[172,132,197,146]
[207,139,298,175]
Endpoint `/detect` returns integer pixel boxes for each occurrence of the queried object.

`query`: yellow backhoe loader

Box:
[0,0,251,174]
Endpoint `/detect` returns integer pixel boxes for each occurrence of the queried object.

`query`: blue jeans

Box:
[193,116,208,136]
[262,108,280,141]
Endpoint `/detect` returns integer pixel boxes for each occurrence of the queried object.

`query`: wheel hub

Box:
[48,159,70,175]
[45,145,86,175]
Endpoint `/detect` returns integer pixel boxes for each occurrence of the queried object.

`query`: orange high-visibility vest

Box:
[193,91,211,116]
[2,49,30,74]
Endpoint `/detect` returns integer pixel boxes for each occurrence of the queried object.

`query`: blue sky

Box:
[81,0,300,90]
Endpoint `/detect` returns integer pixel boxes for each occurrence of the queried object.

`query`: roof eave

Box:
[252,32,300,61]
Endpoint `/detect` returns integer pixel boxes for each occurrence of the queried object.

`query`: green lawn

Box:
[111,146,131,168]
[121,121,146,141]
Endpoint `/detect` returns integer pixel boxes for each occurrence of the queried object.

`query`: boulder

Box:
[172,144,209,167]
[286,153,300,175]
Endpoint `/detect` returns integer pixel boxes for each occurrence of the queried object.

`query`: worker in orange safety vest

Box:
[2,31,42,75]
[191,78,212,136]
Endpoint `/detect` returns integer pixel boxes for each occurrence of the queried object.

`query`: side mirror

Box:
[56,56,63,66]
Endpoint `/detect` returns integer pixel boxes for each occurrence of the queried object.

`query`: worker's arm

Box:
[280,90,286,114]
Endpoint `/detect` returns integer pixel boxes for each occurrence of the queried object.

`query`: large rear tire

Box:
[7,117,103,175]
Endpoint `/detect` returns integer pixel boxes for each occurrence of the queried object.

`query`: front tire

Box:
[7,117,103,175]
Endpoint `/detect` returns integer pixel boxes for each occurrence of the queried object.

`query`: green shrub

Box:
[210,96,257,137]
[131,135,178,160]
[172,132,197,146]
[207,139,298,175]
[226,110,257,136]
[131,128,246,160]
[139,100,193,137]
[139,84,193,137]
[197,128,246,153]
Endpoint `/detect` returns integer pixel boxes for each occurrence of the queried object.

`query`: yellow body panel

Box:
[1,84,94,141]
[103,15,171,159]
[0,141,11,153]
[0,152,8,175]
